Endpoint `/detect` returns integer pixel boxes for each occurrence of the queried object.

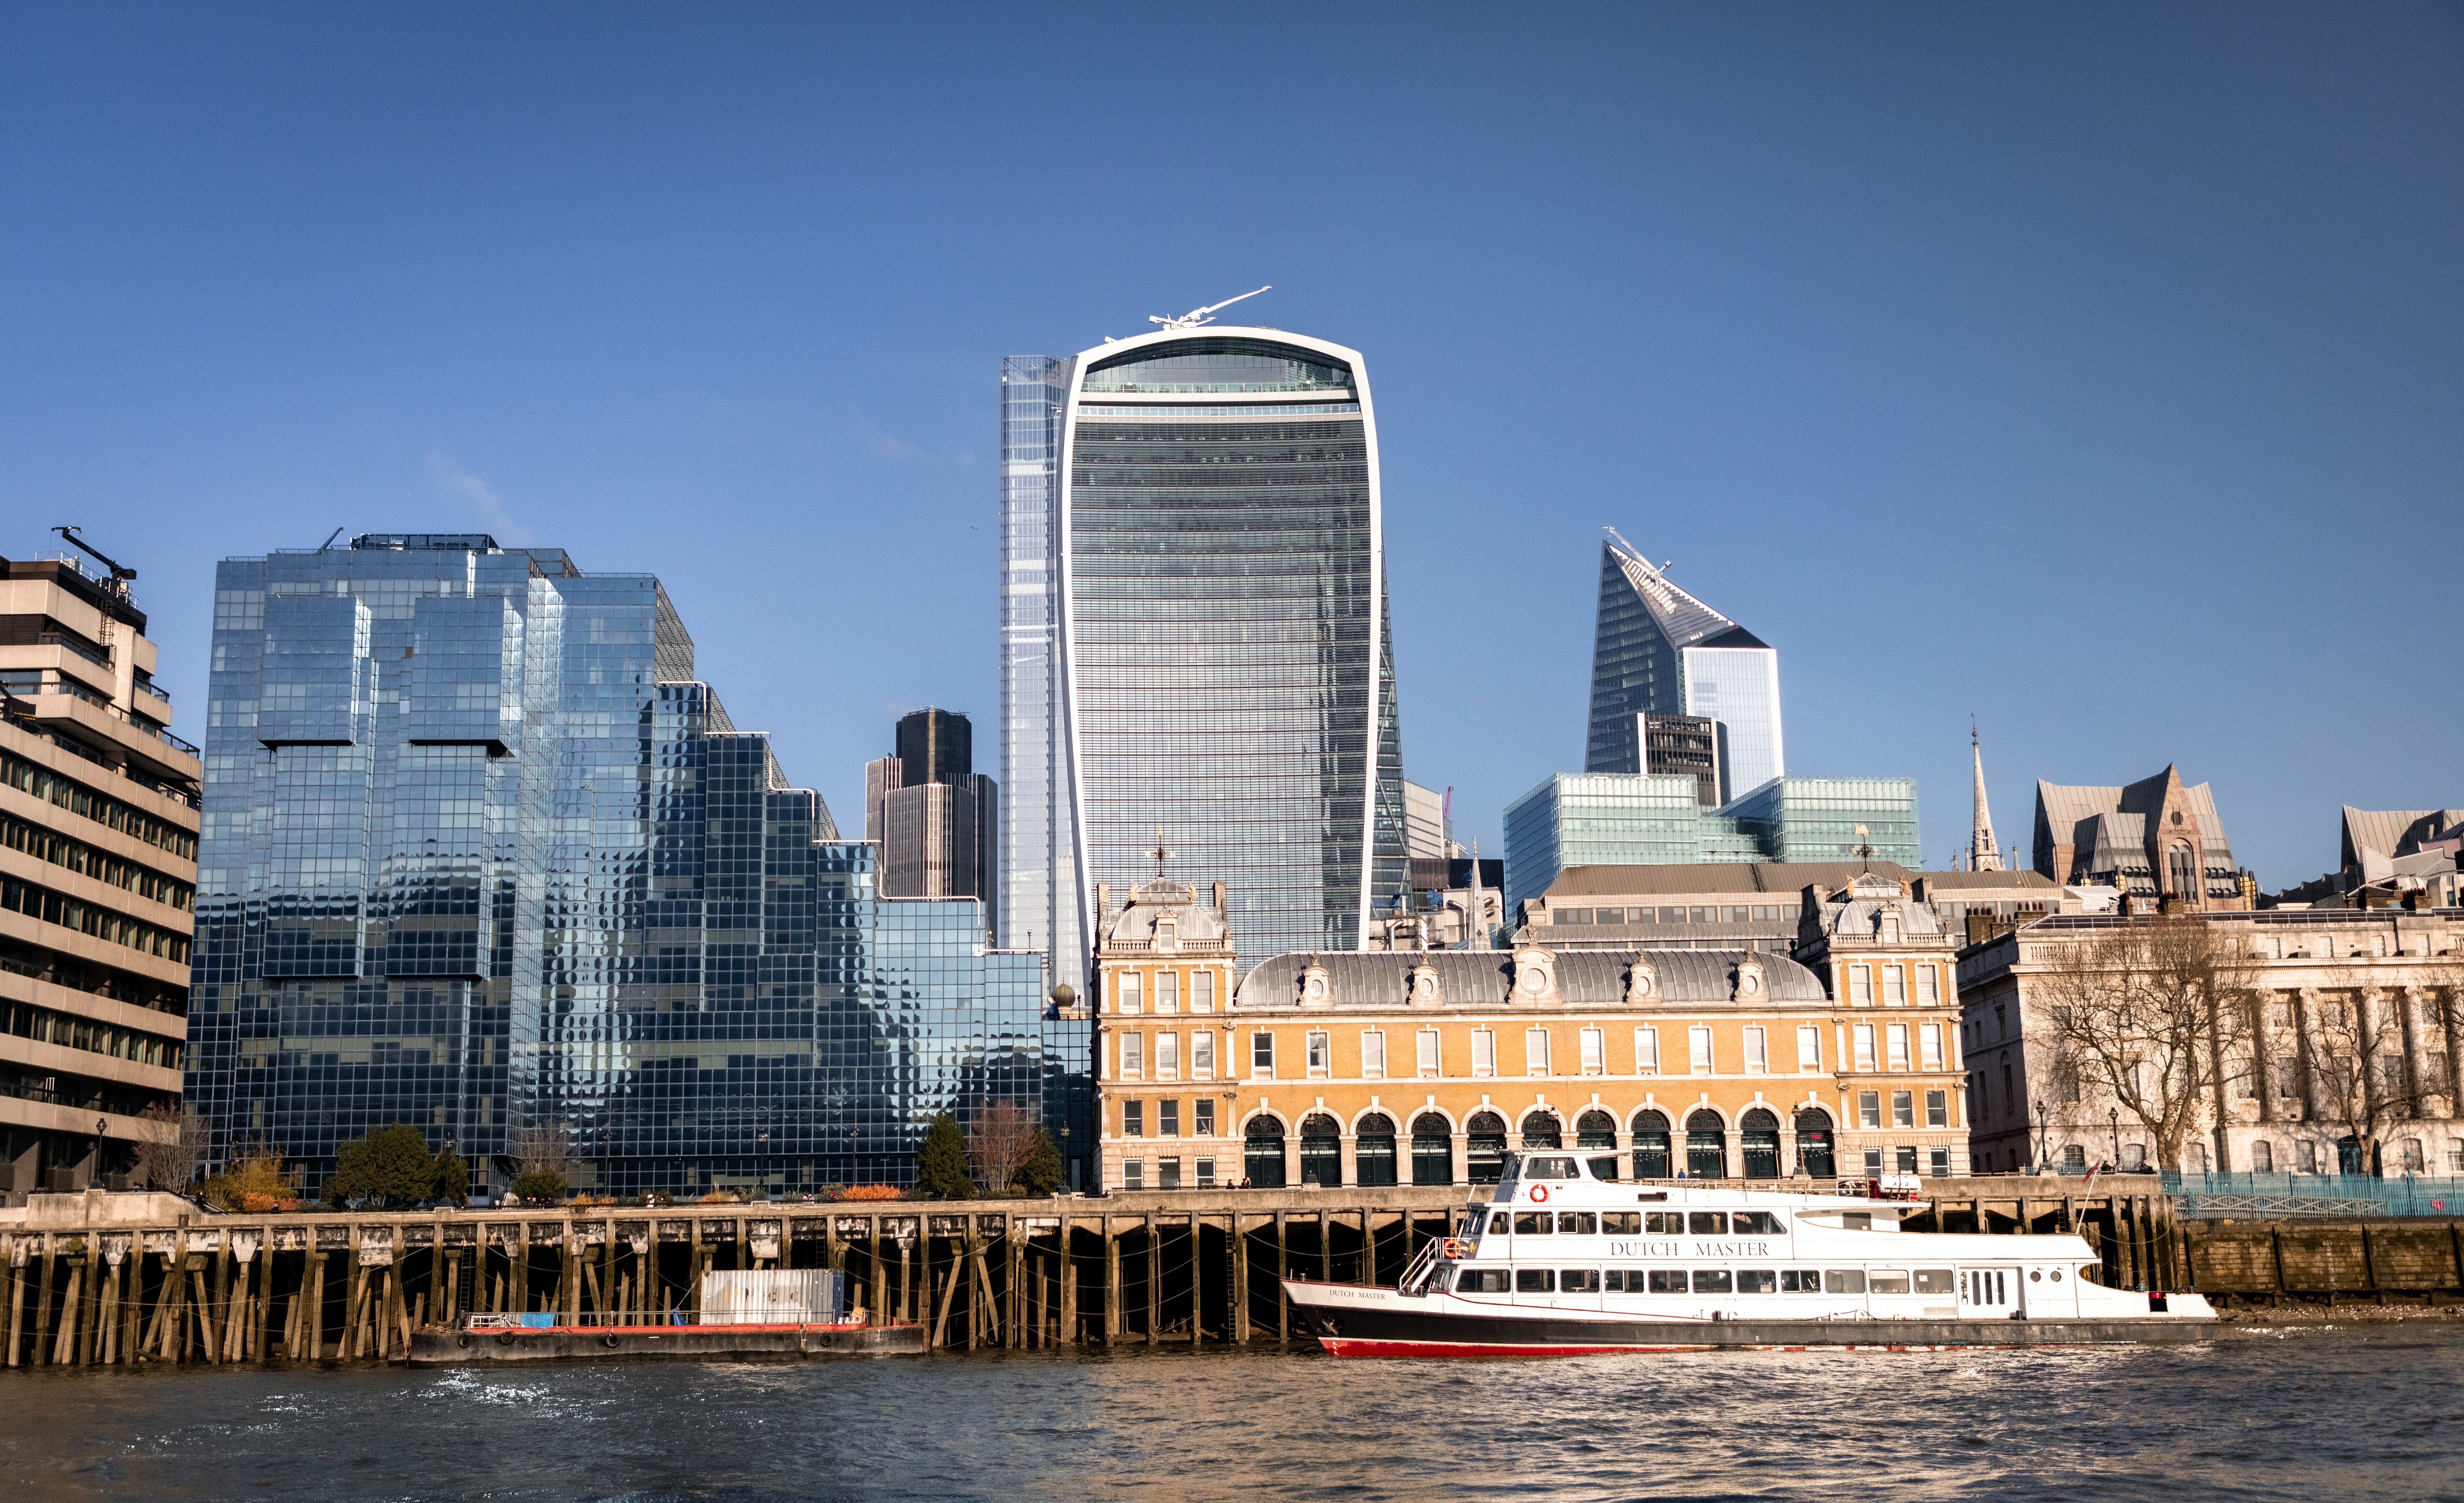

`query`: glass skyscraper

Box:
[1004,328,1408,983]
[1585,532,1783,803]
[188,534,1070,1196]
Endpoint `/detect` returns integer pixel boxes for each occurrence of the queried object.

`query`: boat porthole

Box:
[2051,1270,2063,1282]
[2030,1270,2042,1282]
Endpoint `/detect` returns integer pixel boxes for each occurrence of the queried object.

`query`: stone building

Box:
[1958,908,2463,1177]
[0,540,198,1195]
[1093,868,1972,1192]
[2032,764,2251,912]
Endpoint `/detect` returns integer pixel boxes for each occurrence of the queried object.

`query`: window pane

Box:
[1362,1031,1386,1077]
[1156,971,1178,1012]
[1119,972,1142,1013]
[1636,1027,1659,1071]
[1193,1031,1214,1078]
[1417,1029,1440,1075]
[1797,1025,1820,1072]
[1193,971,1215,1012]
[1472,1029,1495,1075]
[1526,1028,1551,1075]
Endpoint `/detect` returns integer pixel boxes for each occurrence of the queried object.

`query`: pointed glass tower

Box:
[1584,532,1783,801]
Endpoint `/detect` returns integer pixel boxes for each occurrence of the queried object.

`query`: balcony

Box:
[2,682,201,787]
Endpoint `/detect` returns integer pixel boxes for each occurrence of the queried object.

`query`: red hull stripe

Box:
[1320,1338,1712,1358]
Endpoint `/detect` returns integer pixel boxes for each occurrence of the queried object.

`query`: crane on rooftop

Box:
[1150,285,1271,330]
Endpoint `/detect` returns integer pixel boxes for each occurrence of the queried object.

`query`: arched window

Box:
[1410,1112,1453,1187]
[1300,1114,1342,1188]
[1576,1109,1619,1181]
[1244,1114,1287,1188]
[1355,1112,1397,1188]
[1740,1107,1780,1180]
[1631,1109,1671,1180]
[1519,1110,1562,1150]
[1466,1111,1507,1184]
[2167,842,2197,902]
[1793,1107,1834,1179]
[1684,1109,1726,1179]
[2062,1143,2085,1172]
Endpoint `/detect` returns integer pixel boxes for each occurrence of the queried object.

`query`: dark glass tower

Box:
[187,534,1065,1196]
[1048,329,1408,973]
[1584,532,1782,801]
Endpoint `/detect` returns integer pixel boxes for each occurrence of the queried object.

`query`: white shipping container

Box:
[700,1268,847,1326]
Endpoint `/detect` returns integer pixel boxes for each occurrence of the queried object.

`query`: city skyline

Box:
[2,7,2456,894]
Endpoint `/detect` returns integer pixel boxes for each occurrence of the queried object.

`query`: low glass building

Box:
[187,534,1077,1196]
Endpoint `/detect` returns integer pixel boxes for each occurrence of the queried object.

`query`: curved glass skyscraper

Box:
[1005,328,1407,985]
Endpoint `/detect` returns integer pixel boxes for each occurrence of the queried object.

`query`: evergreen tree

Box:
[323,1123,452,1206]
[917,1112,975,1198]
[1016,1124,1064,1196]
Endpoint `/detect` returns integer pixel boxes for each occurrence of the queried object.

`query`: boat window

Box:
[1691,1270,1733,1294]
[2078,1264,2104,1287]
[1488,1212,1512,1235]
[1556,1212,1597,1235]
[1644,1212,1685,1235]
[1424,1268,1455,1293]
[1524,1154,1577,1179]
[1558,1269,1601,1293]
[1869,1270,1911,1294]
[1914,1269,1955,1294]
[1458,1268,1511,1294]
[1735,1270,1777,1294]
[1841,1212,1871,1231]
[2049,1269,2064,1283]
[1779,1270,1820,1292]
[1647,1270,1687,1293]
[1688,1212,1728,1235]
[1824,1270,1867,1294]
[1600,1212,1641,1235]
[1515,1269,1556,1293]
[1603,1270,1638,1292]
[1731,1211,1784,1235]
[1513,1212,1551,1235]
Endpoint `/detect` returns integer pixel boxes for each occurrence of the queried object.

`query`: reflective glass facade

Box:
[190,536,1071,1195]
[1000,356,1077,983]
[1586,536,1782,801]
[1054,331,1406,974]
[1723,776,1920,868]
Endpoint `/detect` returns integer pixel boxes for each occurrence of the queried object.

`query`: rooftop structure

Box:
[2032,764,2249,911]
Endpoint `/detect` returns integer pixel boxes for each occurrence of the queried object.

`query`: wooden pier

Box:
[4,1176,2448,1368]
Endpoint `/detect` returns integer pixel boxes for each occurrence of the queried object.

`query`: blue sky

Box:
[3,3,2457,889]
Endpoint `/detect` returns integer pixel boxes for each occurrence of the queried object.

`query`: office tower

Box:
[1004,324,1408,982]
[1000,355,1076,974]
[866,708,997,937]
[1640,712,1722,806]
[0,537,198,1193]
[188,534,1063,1196]
[1584,531,1782,803]
[1402,780,1458,860]
[1503,773,1920,918]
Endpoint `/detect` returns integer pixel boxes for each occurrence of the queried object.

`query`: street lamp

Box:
[2035,1101,2050,1173]
[2107,1105,2120,1169]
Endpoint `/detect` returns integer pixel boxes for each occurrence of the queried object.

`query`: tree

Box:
[510,1169,568,1204]
[2034,915,2256,1173]
[132,1103,208,1191]
[430,1145,472,1206]
[1016,1124,1065,1196]
[917,1112,975,1198]
[964,1101,1037,1194]
[200,1142,299,1213]
[324,1123,455,1207]
[2302,978,2458,1177]
[509,1122,578,1185]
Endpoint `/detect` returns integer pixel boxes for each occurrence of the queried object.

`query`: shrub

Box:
[511,1169,567,1205]
[840,1183,905,1201]
[917,1112,974,1198]
[324,1123,462,1207]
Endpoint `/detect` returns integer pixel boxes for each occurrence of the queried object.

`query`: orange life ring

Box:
[1530,1185,1550,1203]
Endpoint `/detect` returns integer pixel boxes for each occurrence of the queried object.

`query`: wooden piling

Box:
[1103,1215,1120,1345]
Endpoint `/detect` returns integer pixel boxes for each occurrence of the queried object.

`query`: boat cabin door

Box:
[1960,1266,2020,1318]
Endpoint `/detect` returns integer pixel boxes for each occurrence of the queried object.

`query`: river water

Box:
[4,1324,2459,1502]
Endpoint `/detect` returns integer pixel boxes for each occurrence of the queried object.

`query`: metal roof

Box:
[1232,947,1828,1009]
[1542,861,1915,898]
[1602,535,1761,652]
[2341,806,2464,869]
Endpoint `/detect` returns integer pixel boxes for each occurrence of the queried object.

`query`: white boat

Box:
[1282,1151,2215,1357]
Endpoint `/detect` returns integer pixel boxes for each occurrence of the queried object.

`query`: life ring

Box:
[1440,1238,1469,1259]
[1530,1185,1550,1203]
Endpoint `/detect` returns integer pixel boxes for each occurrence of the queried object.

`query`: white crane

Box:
[1149,285,1271,330]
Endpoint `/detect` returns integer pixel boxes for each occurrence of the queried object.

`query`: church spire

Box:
[1969,722,2004,872]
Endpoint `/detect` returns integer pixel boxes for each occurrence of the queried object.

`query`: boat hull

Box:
[1283,1282,2215,1357]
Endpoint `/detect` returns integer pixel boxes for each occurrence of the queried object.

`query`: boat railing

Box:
[1396,1237,1444,1295]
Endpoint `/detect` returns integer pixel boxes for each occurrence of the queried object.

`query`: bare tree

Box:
[132,1103,208,1191]
[508,1122,579,1183]
[964,1101,1037,1194]
[2304,978,2456,1176]
[2034,916,2256,1173]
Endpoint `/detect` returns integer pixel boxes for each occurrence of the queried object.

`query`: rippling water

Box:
[4,1325,2459,1502]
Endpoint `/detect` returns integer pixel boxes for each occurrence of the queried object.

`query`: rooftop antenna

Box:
[318,527,346,550]
[1150,285,1270,331]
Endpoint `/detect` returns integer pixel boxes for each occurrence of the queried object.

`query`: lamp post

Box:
[2108,1105,2120,1169]
[2035,1101,2050,1173]
[96,1117,109,1189]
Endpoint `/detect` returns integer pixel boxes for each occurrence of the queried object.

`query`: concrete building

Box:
[1521,862,2078,957]
[2032,765,2252,912]
[2269,805,2463,910]
[1001,323,1409,992]
[1584,531,1782,802]
[865,708,998,937]
[1958,908,2464,1178]
[1502,772,1921,916]
[187,534,1065,1196]
[0,538,198,1195]
[1095,866,1970,1192]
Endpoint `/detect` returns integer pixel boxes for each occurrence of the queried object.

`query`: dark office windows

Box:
[1244,1114,1287,1188]
[1411,1112,1453,1186]
[1355,1112,1397,1187]
[1299,1113,1342,1188]
[1631,1108,1671,1180]
[1466,1111,1507,1184]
